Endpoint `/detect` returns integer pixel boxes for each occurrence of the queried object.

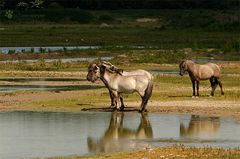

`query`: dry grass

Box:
[49,145,240,159]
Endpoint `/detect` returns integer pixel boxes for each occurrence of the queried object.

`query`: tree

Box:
[0,0,5,10]
[17,2,29,10]
[30,0,44,9]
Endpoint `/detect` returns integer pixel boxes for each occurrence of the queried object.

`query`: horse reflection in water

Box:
[87,113,153,153]
[180,115,220,137]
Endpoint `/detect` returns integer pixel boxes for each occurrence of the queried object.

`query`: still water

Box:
[0,77,103,92]
[0,111,239,159]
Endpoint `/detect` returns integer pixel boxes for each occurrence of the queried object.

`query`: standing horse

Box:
[87,63,153,112]
[179,60,224,97]
[87,61,152,110]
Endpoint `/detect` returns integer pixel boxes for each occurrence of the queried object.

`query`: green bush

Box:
[98,14,115,22]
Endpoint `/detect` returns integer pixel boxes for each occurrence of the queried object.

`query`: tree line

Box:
[1,0,239,10]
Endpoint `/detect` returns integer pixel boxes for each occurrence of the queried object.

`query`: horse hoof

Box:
[209,95,213,98]
[139,109,147,113]
[120,106,125,111]
[192,96,195,98]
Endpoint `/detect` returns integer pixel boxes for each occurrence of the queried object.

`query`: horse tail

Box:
[146,76,154,99]
[142,75,154,111]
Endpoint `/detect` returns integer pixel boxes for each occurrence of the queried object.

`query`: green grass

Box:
[0,24,239,51]
[23,71,240,109]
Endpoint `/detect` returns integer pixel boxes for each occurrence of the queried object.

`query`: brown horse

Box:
[179,60,224,97]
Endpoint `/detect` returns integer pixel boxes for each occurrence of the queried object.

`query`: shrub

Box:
[98,14,115,22]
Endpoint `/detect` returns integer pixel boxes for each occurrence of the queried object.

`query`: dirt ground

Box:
[0,88,239,117]
[0,70,240,159]
[0,69,239,116]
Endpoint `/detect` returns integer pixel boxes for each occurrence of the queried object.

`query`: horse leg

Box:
[217,78,224,95]
[108,89,115,108]
[191,80,196,97]
[139,96,147,113]
[211,78,218,96]
[111,91,119,111]
[196,81,200,97]
[119,94,125,111]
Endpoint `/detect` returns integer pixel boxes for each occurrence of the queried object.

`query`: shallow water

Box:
[0,57,113,63]
[0,84,101,92]
[0,77,103,92]
[0,111,239,159]
[0,46,100,54]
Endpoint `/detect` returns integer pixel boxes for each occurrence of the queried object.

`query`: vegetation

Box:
[48,145,240,159]
[2,0,239,10]
[0,9,239,53]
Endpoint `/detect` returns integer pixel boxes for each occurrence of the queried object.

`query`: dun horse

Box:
[87,62,153,112]
[100,61,153,108]
[179,60,224,97]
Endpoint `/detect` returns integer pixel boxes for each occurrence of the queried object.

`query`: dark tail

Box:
[141,75,154,112]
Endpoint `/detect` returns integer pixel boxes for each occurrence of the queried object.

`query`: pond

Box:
[0,111,239,159]
[0,57,113,63]
[0,46,100,54]
[0,77,103,92]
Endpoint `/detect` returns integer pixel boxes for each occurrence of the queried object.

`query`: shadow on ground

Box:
[81,107,139,112]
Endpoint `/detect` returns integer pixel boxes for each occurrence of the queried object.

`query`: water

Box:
[0,77,103,92]
[0,84,101,92]
[0,111,239,159]
[0,46,100,54]
[0,57,113,63]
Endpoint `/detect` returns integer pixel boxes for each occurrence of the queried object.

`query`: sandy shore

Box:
[0,89,239,116]
[0,69,239,116]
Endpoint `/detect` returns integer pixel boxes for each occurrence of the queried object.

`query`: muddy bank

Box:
[0,90,239,117]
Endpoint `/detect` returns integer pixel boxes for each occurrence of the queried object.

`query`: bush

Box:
[44,9,94,23]
[48,2,63,9]
[98,14,115,22]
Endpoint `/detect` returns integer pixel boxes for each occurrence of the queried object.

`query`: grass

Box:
[0,24,238,50]
[20,61,240,110]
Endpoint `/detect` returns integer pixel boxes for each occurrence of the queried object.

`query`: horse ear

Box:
[116,69,123,75]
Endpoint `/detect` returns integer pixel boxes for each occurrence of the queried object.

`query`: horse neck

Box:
[101,70,116,84]
[186,61,196,73]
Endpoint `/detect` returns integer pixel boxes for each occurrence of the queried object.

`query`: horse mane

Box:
[101,61,123,75]
[180,59,194,67]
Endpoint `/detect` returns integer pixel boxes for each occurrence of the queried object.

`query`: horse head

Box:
[179,60,189,76]
[86,63,101,83]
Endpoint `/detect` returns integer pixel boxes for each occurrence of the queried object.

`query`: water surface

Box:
[0,111,239,159]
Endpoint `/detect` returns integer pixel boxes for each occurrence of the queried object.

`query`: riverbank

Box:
[0,62,239,159]
[51,145,240,159]
[0,61,239,116]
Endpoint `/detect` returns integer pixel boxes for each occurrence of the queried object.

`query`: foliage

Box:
[4,10,13,19]
[30,0,44,9]
[17,2,29,10]
[1,0,239,10]
[48,2,63,9]
[98,14,115,22]
[0,0,5,9]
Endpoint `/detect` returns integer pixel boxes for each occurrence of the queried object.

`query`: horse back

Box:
[206,63,221,77]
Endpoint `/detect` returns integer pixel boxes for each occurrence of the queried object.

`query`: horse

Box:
[87,61,153,111]
[179,60,224,97]
[87,63,153,112]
